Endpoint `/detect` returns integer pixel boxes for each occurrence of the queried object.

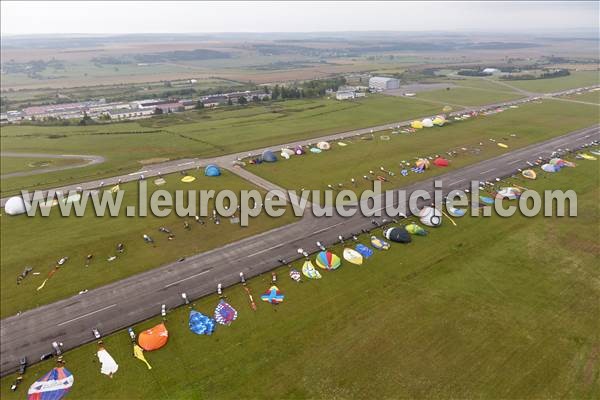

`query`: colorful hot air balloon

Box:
[415,158,430,171]
[302,260,322,279]
[189,310,216,335]
[214,301,238,326]
[370,236,390,250]
[261,286,284,304]
[138,323,169,350]
[315,251,341,270]
[28,367,74,400]
[405,222,428,236]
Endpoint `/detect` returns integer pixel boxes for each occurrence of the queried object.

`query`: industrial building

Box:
[369,76,400,91]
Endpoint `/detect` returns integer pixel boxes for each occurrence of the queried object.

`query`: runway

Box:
[1,124,598,376]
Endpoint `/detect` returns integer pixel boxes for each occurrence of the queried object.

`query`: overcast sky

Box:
[1,1,598,35]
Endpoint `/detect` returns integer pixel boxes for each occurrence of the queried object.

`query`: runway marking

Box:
[128,170,148,176]
[311,221,346,235]
[164,269,212,288]
[246,244,284,258]
[57,304,117,326]
[449,178,465,186]
[177,162,194,166]
[479,168,496,175]
[508,159,522,165]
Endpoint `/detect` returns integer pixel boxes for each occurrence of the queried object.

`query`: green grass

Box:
[1,157,84,175]
[246,99,600,199]
[0,96,445,195]
[2,159,598,399]
[494,71,599,93]
[560,90,600,104]
[412,86,524,106]
[0,170,297,317]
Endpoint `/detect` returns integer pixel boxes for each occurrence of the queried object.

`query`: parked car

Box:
[127,327,136,341]
[92,328,101,339]
[18,357,27,375]
[40,352,54,361]
[161,304,166,317]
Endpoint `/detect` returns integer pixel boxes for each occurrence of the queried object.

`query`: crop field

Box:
[0,170,298,317]
[0,156,84,176]
[410,86,524,106]
[246,99,600,198]
[493,70,599,93]
[2,160,598,399]
[0,95,443,195]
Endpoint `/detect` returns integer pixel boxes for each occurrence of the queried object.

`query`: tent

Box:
[370,236,390,250]
[97,348,119,377]
[214,300,238,326]
[261,285,284,304]
[262,150,278,162]
[302,260,322,279]
[419,207,442,227]
[415,158,430,170]
[28,367,74,400]
[522,169,537,180]
[422,118,434,128]
[355,244,373,258]
[4,196,30,215]
[406,222,428,236]
[411,120,423,129]
[204,164,221,177]
[383,227,412,243]
[541,163,559,173]
[343,248,363,265]
[315,251,341,270]
[317,141,331,150]
[433,157,449,167]
[496,187,522,200]
[138,323,168,351]
[189,310,216,335]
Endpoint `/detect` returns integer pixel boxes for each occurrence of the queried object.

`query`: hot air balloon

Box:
[405,222,428,236]
[370,236,390,250]
[419,207,442,227]
[541,163,559,173]
[138,323,169,350]
[522,169,537,180]
[214,301,238,326]
[415,158,430,171]
[28,367,74,400]
[422,118,434,128]
[302,260,322,279]
[4,196,31,216]
[355,244,374,258]
[97,347,119,377]
[383,226,412,243]
[433,157,449,167]
[315,251,341,270]
[261,286,284,304]
[342,248,363,265]
[317,141,331,150]
[411,120,423,129]
[496,187,522,200]
[189,310,216,335]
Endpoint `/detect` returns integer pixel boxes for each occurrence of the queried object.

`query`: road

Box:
[0,152,105,179]
[1,124,598,376]
[3,85,597,206]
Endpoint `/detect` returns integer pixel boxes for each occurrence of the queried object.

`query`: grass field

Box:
[2,159,598,399]
[412,86,524,106]
[493,71,599,93]
[560,90,600,104]
[246,100,600,199]
[0,170,297,317]
[0,96,444,195]
[1,157,84,175]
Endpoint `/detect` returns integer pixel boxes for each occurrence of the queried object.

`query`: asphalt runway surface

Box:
[1,124,598,376]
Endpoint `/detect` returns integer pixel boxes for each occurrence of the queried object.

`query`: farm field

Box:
[493,70,599,93]
[0,170,298,317]
[247,99,600,198]
[1,156,84,175]
[0,95,444,195]
[411,86,524,106]
[2,161,598,399]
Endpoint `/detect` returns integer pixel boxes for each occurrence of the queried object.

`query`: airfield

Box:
[1,73,599,398]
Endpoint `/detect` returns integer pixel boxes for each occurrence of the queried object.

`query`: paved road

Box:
[0,152,105,179]
[4,85,597,206]
[1,124,598,376]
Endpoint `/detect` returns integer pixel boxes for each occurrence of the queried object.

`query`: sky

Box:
[1,1,598,35]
